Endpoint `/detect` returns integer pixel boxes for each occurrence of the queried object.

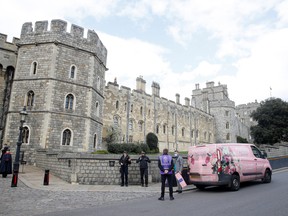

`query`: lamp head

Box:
[20,107,28,122]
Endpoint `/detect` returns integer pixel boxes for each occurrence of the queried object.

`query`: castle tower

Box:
[3,20,108,159]
[192,81,249,143]
[0,34,19,149]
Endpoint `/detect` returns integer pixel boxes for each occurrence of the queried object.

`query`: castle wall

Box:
[103,79,215,152]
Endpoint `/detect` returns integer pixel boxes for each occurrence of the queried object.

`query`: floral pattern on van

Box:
[203,146,241,176]
[217,146,241,175]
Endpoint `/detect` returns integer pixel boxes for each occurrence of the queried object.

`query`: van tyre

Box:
[230,174,240,191]
[262,170,271,183]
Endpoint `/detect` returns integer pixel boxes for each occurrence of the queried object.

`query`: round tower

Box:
[4,20,108,160]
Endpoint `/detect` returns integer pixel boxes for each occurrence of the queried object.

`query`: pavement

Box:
[1,165,195,216]
[18,165,195,192]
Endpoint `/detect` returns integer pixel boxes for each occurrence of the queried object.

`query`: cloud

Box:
[225,28,288,104]
[98,32,171,90]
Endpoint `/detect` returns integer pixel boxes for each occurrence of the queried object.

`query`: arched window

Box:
[22,126,30,144]
[97,76,101,89]
[129,119,133,131]
[26,90,35,107]
[156,124,160,134]
[140,106,143,115]
[96,101,100,117]
[62,129,72,146]
[113,115,120,127]
[226,122,230,129]
[182,128,185,137]
[196,130,199,138]
[204,131,207,140]
[65,94,74,110]
[138,121,143,132]
[209,133,211,142]
[70,65,76,79]
[129,135,133,143]
[163,124,166,134]
[31,61,38,75]
[130,104,133,113]
[116,101,119,110]
[172,126,175,136]
[124,103,127,111]
[93,134,97,149]
[226,133,230,140]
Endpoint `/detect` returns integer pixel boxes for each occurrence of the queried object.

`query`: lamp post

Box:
[11,107,28,187]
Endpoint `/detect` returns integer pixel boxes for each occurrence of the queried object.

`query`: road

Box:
[39,169,288,216]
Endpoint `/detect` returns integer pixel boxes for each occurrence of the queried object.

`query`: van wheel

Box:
[195,185,206,190]
[230,174,240,191]
[262,170,271,183]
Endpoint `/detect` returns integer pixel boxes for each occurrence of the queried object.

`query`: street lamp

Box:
[11,107,28,187]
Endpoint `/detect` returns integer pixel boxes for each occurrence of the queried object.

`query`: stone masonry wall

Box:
[36,150,163,185]
[34,145,288,185]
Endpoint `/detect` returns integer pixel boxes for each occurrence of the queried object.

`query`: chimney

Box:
[136,76,146,93]
[152,82,160,97]
[184,97,190,106]
[176,93,180,104]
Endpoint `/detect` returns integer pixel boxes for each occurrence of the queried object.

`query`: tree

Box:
[250,98,288,144]
[104,125,121,145]
[236,136,248,143]
[146,132,158,151]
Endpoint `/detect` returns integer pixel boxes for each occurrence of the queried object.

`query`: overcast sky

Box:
[1,0,288,105]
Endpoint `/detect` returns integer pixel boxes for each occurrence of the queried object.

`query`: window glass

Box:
[62,129,71,145]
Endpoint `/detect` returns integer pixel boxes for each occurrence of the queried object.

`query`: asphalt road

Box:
[40,170,288,216]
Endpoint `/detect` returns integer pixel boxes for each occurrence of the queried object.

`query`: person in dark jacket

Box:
[136,151,151,187]
[158,148,174,201]
[0,147,13,178]
[119,151,131,187]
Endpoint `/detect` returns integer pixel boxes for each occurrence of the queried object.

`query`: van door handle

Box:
[254,159,257,161]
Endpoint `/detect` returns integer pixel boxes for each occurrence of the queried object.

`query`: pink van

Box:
[187,143,272,191]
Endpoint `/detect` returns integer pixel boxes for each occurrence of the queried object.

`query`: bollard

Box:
[43,169,49,185]
[11,171,18,187]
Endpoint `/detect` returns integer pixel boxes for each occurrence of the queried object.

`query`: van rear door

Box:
[188,145,218,182]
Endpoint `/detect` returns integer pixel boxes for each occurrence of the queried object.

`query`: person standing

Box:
[136,151,151,187]
[119,151,131,187]
[174,150,184,193]
[158,148,174,201]
[0,147,12,178]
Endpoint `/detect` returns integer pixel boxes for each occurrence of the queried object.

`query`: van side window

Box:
[251,146,261,158]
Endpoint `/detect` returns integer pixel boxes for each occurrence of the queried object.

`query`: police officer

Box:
[158,148,174,201]
[119,151,131,187]
[136,151,151,187]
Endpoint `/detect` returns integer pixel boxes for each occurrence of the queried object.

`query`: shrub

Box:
[146,132,159,152]
[91,150,109,154]
[107,143,151,154]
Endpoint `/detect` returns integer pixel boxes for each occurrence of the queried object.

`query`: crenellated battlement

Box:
[20,19,107,66]
[0,33,20,51]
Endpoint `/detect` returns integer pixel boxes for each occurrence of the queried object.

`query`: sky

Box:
[1,0,288,106]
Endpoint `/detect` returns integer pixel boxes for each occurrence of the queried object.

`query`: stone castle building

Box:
[103,77,259,151]
[0,20,107,161]
[0,20,259,161]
